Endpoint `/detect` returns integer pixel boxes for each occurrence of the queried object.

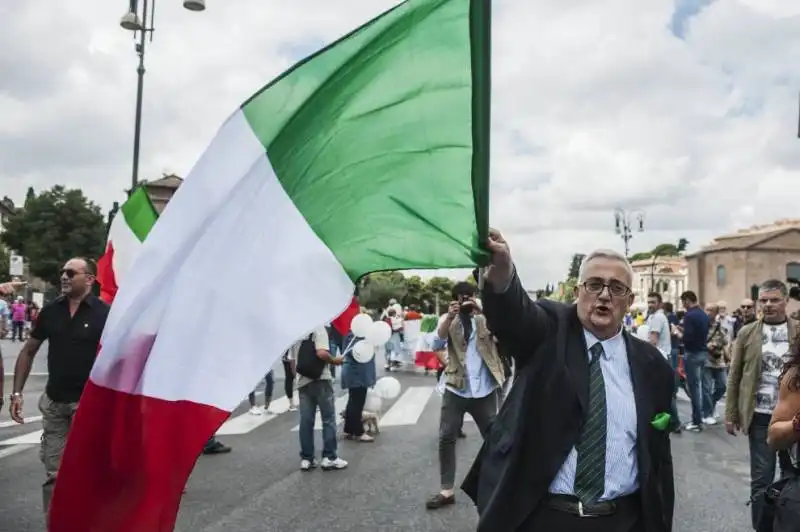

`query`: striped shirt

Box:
[549,328,639,501]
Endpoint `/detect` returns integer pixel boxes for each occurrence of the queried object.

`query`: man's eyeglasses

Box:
[581,278,631,297]
[60,269,83,279]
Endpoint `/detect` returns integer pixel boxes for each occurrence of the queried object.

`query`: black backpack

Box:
[756,450,800,532]
[295,334,326,380]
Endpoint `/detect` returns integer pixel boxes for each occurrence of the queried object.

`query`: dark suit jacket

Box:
[462,274,675,532]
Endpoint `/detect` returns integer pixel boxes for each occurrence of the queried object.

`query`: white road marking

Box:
[291,394,349,432]
[216,396,291,436]
[0,429,42,446]
[0,416,42,429]
[0,444,36,459]
[379,386,435,427]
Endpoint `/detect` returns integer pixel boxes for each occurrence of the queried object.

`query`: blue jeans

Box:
[748,413,788,529]
[248,370,274,406]
[669,348,682,428]
[683,350,708,425]
[702,366,727,418]
[298,380,338,461]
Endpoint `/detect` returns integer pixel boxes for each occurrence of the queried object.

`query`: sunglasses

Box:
[741,305,753,310]
[60,268,85,279]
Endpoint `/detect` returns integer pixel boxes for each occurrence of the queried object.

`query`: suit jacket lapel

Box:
[624,332,652,487]
[565,307,589,412]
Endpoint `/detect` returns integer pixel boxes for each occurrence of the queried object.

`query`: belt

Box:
[544,493,640,518]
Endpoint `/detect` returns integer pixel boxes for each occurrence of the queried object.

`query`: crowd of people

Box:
[2,228,800,531]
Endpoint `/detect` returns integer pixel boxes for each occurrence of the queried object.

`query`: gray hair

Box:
[578,249,635,285]
[759,279,788,297]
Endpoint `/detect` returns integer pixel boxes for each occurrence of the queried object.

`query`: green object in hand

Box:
[651,412,671,431]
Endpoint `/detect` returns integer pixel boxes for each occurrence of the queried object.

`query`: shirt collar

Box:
[583,327,624,361]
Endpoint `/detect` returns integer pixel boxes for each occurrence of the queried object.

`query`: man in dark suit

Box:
[462,229,675,532]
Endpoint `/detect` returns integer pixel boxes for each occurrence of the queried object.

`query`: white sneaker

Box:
[321,457,348,471]
[703,416,718,426]
[249,406,262,415]
[300,459,317,472]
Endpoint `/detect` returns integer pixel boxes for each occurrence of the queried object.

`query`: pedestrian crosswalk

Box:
[0,384,476,459]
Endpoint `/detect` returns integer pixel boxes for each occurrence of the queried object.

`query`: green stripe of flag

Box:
[121,187,159,243]
[241,0,490,281]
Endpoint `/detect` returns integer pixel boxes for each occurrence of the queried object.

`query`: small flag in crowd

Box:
[96,188,158,304]
[49,0,491,530]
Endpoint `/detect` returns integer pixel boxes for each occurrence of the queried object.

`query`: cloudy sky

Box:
[2,0,799,288]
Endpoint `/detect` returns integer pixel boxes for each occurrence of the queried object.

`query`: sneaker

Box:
[426,492,455,510]
[321,457,348,471]
[685,422,703,433]
[703,416,718,426]
[300,459,318,472]
[249,406,262,415]
[202,441,232,455]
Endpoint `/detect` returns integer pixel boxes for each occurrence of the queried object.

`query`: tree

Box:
[0,246,9,283]
[677,238,689,254]
[24,187,35,207]
[403,275,426,308]
[567,253,585,280]
[651,243,679,257]
[422,276,455,313]
[629,251,652,262]
[358,271,408,310]
[0,186,106,285]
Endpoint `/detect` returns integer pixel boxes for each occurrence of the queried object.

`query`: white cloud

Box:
[1,0,799,291]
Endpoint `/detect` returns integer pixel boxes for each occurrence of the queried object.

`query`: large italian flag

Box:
[50,0,490,530]
[96,188,158,304]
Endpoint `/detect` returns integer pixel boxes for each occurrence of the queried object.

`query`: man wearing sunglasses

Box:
[7,257,110,523]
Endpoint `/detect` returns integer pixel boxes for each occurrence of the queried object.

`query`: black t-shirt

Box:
[31,295,110,403]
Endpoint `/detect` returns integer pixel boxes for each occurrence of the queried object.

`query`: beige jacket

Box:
[443,314,505,392]
[725,318,798,433]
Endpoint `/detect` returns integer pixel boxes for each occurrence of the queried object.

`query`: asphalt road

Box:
[1,338,49,376]
[0,360,755,532]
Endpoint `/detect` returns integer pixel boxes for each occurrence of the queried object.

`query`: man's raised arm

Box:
[480,229,553,364]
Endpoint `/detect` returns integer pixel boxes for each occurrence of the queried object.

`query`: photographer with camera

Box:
[425,281,506,511]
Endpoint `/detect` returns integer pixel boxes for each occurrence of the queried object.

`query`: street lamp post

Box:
[613,208,645,258]
[119,0,205,193]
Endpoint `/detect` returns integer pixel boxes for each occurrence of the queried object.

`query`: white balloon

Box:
[351,313,374,338]
[373,376,402,400]
[364,390,383,413]
[366,320,392,346]
[352,340,375,363]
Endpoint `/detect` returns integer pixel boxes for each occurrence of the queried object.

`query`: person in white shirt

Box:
[645,292,672,360]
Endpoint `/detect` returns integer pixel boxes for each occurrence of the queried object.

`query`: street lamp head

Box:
[120,11,143,31]
[183,0,206,11]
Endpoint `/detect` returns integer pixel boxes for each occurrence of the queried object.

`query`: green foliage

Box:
[630,238,689,262]
[651,243,679,257]
[357,271,458,313]
[359,271,407,310]
[0,246,9,283]
[568,253,585,280]
[0,186,106,285]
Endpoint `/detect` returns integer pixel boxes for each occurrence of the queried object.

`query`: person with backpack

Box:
[292,326,348,472]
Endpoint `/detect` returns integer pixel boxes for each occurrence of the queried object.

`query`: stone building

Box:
[140,174,183,214]
[631,256,688,306]
[686,219,800,304]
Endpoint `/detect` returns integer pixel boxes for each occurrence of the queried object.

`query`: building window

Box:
[787,262,800,282]
[716,265,726,287]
